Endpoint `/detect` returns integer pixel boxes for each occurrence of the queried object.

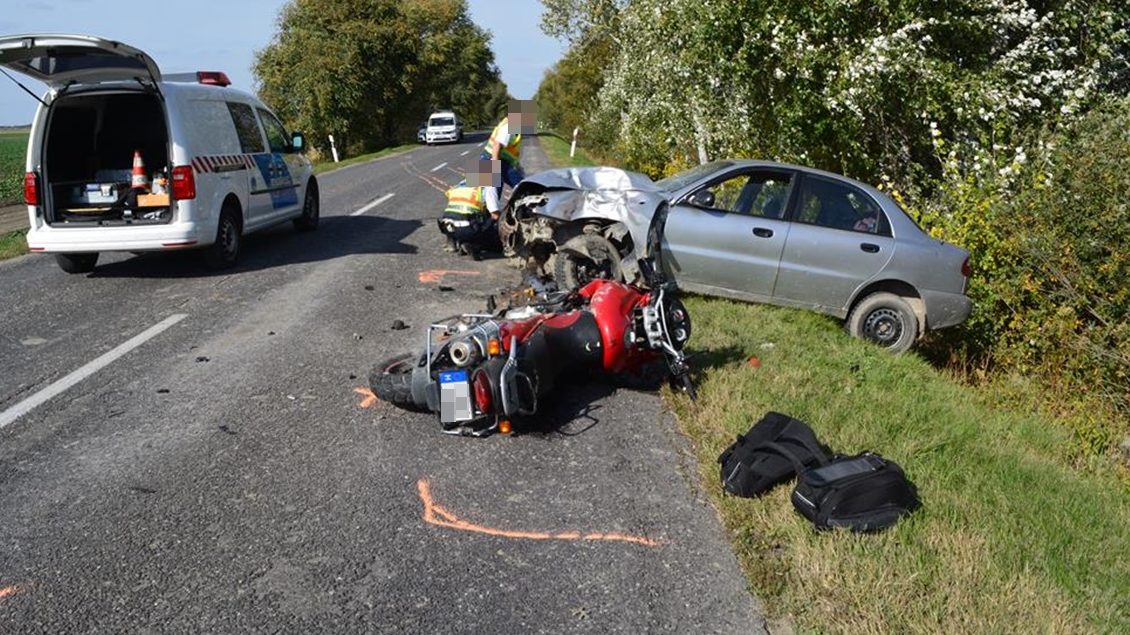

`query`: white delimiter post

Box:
[328,134,340,163]
[570,127,579,158]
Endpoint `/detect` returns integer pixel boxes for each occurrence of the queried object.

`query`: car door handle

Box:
[861,243,880,253]
[753,227,774,238]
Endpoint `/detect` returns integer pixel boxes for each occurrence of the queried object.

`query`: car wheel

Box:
[554,233,623,291]
[846,292,919,353]
[369,353,427,411]
[294,179,320,231]
[55,252,99,274]
[203,205,241,270]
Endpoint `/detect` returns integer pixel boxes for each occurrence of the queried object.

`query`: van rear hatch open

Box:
[0,33,160,88]
[1,34,170,226]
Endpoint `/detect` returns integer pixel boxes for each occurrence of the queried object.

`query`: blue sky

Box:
[0,0,565,126]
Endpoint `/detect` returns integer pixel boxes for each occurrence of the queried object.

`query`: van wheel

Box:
[846,292,919,353]
[56,253,99,274]
[203,206,241,270]
[294,179,319,231]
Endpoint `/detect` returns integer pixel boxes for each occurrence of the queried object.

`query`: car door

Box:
[252,107,300,222]
[772,174,895,313]
[661,168,796,299]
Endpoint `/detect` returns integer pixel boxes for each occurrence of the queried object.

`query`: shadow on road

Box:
[87,215,422,279]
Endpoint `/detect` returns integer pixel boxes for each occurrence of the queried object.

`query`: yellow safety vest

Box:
[444,186,487,216]
[486,118,522,164]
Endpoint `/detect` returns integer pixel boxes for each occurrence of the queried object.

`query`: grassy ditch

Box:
[537,131,597,168]
[313,143,418,175]
[537,146,1129,631]
[669,298,1130,633]
[0,230,28,261]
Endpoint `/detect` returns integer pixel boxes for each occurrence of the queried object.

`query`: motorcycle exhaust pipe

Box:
[449,340,482,367]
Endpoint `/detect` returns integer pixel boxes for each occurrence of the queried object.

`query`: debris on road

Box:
[391,319,408,330]
[195,356,210,363]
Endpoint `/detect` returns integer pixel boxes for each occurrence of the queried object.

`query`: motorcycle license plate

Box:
[439,370,474,423]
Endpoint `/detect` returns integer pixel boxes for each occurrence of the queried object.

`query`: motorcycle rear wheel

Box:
[369,353,426,411]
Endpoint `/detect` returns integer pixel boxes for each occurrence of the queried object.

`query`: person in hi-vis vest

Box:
[438,158,503,259]
[481,99,537,199]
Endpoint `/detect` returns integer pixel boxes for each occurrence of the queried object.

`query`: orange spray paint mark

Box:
[354,387,378,408]
[0,585,19,600]
[416,479,662,547]
[418,270,481,284]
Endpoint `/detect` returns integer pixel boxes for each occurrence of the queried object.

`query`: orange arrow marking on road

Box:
[0,585,19,600]
[418,269,480,284]
[354,387,378,408]
[417,479,662,547]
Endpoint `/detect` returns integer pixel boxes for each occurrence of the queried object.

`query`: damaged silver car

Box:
[500,167,666,288]
[499,162,972,353]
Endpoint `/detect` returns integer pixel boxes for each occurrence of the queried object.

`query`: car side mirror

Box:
[686,189,715,208]
[291,132,306,153]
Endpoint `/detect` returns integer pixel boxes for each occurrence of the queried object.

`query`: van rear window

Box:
[226,102,265,154]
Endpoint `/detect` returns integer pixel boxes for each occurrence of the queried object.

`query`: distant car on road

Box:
[425,111,462,145]
[502,162,972,352]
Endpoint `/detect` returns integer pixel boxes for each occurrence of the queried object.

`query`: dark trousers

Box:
[439,214,501,251]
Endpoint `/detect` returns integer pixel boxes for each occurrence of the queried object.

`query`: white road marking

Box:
[431,162,448,172]
[0,314,189,429]
[459,150,471,157]
[350,193,396,216]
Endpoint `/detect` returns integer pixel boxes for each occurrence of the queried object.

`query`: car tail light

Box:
[24,172,38,205]
[472,370,492,414]
[171,165,196,200]
[196,71,231,87]
[961,256,971,278]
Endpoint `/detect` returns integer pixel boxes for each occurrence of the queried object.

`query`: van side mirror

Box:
[686,189,715,208]
[291,132,306,153]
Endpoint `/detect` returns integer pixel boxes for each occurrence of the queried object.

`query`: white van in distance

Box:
[425,110,462,145]
[0,34,319,273]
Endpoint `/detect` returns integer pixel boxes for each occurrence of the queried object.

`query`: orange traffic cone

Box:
[131,150,150,192]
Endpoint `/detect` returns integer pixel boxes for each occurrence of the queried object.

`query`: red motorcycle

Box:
[370,259,693,436]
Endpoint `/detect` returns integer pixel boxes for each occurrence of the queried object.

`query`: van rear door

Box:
[0,34,161,89]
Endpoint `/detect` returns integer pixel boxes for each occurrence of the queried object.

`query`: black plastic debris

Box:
[391,319,408,330]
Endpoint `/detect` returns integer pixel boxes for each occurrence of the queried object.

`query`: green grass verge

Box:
[0,131,29,205]
[0,229,28,261]
[670,297,1130,633]
[313,144,418,175]
[538,131,597,168]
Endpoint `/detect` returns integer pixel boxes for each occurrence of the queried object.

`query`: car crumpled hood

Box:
[509,167,666,248]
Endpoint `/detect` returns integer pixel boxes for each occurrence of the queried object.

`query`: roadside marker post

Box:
[570,127,579,158]
[328,134,340,163]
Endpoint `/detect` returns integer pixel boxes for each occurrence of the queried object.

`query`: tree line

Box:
[255,0,510,156]
[536,0,1130,451]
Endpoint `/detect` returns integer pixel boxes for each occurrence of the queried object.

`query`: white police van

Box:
[0,34,319,273]
[425,110,462,145]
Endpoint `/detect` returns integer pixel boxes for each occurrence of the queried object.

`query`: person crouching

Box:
[439,158,503,260]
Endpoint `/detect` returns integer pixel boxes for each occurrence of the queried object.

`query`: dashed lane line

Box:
[350,193,396,217]
[430,162,448,172]
[0,314,189,429]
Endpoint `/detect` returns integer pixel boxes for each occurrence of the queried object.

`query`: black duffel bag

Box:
[791,452,920,532]
[718,412,832,498]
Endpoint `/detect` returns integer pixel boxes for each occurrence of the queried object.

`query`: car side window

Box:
[795,176,887,235]
[226,102,265,154]
[689,171,792,218]
[257,108,290,154]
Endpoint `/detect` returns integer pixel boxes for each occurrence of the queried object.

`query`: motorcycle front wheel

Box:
[369,353,427,411]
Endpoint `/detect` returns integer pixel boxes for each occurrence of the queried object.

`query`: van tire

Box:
[203,205,241,270]
[56,253,99,274]
[294,179,319,231]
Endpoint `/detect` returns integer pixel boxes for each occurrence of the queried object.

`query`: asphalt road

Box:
[0,135,766,633]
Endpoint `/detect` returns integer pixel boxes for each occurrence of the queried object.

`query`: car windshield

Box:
[430,117,455,126]
[654,160,735,193]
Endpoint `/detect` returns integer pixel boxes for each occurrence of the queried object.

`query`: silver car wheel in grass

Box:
[847,292,918,353]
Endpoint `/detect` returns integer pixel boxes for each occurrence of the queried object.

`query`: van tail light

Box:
[171,165,196,200]
[961,256,972,278]
[24,172,39,205]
